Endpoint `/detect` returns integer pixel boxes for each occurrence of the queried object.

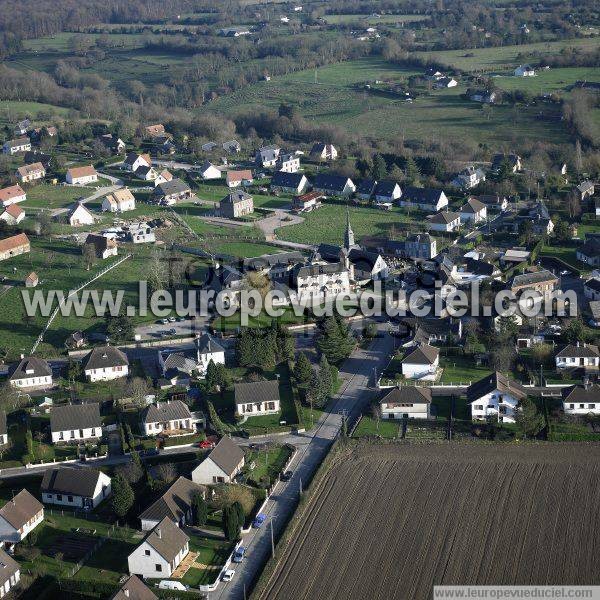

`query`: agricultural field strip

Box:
[260,444,600,600]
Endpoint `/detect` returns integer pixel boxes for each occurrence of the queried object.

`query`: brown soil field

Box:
[259,443,600,600]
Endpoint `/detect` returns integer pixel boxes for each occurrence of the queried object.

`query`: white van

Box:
[158,580,187,591]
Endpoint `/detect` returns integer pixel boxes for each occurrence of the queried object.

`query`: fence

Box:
[31,253,132,354]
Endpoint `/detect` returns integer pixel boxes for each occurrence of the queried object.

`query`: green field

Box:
[22,183,98,211]
[491,67,600,94]
[324,13,429,25]
[0,100,72,121]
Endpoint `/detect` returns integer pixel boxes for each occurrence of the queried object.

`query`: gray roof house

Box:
[82,346,129,382]
[49,403,102,443]
[312,174,355,196]
[41,467,111,508]
[111,575,158,600]
[141,400,200,436]
[191,436,245,485]
[399,187,448,212]
[270,171,309,194]
[8,355,52,389]
[379,386,432,419]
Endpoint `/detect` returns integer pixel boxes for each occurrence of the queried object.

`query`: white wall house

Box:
[191,437,245,485]
[196,333,226,377]
[82,346,129,382]
[0,185,27,206]
[141,400,199,437]
[562,385,600,416]
[102,189,136,213]
[9,356,52,390]
[66,166,98,185]
[467,372,527,423]
[427,211,461,233]
[68,203,95,227]
[459,197,487,223]
[197,161,222,180]
[41,468,111,509]
[0,490,44,545]
[293,261,351,304]
[128,517,189,579]
[235,380,281,417]
[401,344,439,381]
[123,152,151,173]
[50,403,102,444]
[514,65,535,77]
[0,549,20,597]
[380,387,431,420]
[555,343,600,371]
[584,279,600,301]
[399,187,449,212]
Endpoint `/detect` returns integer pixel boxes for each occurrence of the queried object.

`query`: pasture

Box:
[259,442,600,600]
[323,13,430,25]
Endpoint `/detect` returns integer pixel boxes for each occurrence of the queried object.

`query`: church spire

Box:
[344,205,355,249]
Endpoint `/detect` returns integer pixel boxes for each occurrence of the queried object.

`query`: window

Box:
[59,432,64,441]
[155,564,162,572]
[570,404,575,409]
[145,550,150,556]
[79,429,84,438]
[68,496,73,503]
[57,494,62,501]
[91,429,95,436]
[580,404,585,409]
[70,430,75,439]
[590,404,596,409]
[474,405,483,410]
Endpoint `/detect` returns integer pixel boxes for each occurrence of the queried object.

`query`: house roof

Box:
[466,372,527,403]
[0,489,43,530]
[105,188,135,206]
[3,204,24,219]
[460,197,486,213]
[17,162,44,177]
[226,170,253,184]
[244,251,304,271]
[313,173,352,192]
[163,353,197,376]
[356,179,377,196]
[9,355,51,381]
[428,211,460,224]
[492,153,520,168]
[50,403,101,433]
[139,477,203,525]
[556,343,600,359]
[68,201,94,220]
[562,384,600,404]
[577,180,594,193]
[222,190,252,205]
[67,165,96,179]
[235,380,280,405]
[401,344,439,365]
[380,386,432,406]
[84,233,116,253]
[111,574,158,600]
[0,548,20,588]
[0,412,6,436]
[41,467,106,498]
[83,345,129,371]
[159,169,173,181]
[125,152,151,167]
[0,184,25,203]
[257,145,280,162]
[4,137,29,148]
[585,278,600,293]
[155,178,190,197]
[205,437,245,476]
[403,186,445,205]
[474,194,506,206]
[142,400,191,424]
[271,171,305,188]
[0,233,29,254]
[374,180,400,198]
[145,124,165,136]
[511,269,558,288]
[142,516,189,563]
[465,257,495,276]
[196,333,225,355]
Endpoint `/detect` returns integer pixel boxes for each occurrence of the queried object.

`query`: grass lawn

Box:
[181,536,233,587]
[438,354,492,385]
[211,306,310,332]
[22,183,98,211]
[324,14,429,25]
[0,100,72,121]
[540,245,583,270]
[243,444,293,486]
[432,394,470,420]
[491,66,600,94]
[352,415,402,438]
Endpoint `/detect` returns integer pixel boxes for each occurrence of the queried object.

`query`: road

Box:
[213,326,395,600]
[50,173,124,217]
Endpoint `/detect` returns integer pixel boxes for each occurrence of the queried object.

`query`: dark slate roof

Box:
[315,243,342,262]
[235,380,280,405]
[401,344,439,365]
[492,153,520,168]
[139,477,203,525]
[465,257,495,276]
[556,344,600,359]
[348,248,381,271]
[579,238,600,260]
[244,251,304,271]
[196,333,225,355]
[41,467,106,498]
[0,411,5,436]
[154,178,190,196]
[474,194,506,206]
[111,575,158,600]
[83,346,129,371]
[357,178,377,196]
[313,173,352,193]
[222,189,252,204]
[0,489,43,530]
[402,186,444,205]
[460,197,486,213]
[374,180,400,198]
[428,211,460,224]
[511,269,558,288]
[294,261,347,280]
[50,403,101,433]
[380,386,432,406]
[0,548,20,589]
[271,171,305,188]
[163,353,197,376]
[562,385,600,404]
[9,355,51,380]
[205,437,245,476]
[585,278,600,293]
[466,372,527,403]
[143,400,191,424]
[143,516,189,562]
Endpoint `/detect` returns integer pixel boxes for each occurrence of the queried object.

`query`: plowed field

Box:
[260,443,600,600]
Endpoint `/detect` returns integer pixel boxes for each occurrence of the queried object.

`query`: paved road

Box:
[212,327,395,600]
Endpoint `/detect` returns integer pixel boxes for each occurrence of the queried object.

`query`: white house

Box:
[401,344,439,380]
[84,234,118,260]
[310,142,338,161]
[82,346,129,382]
[138,477,205,530]
[50,403,102,444]
[0,548,20,597]
[256,145,281,168]
[191,437,245,485]
[102,188,136,213]
[451,166,485,190]
[16,162,45,183]
[3,138,31,155]
[459,197,487,223]
[66,165,98,185]
[128,517,189,579]
[584,278,600,301]
[235,380,281,417]
[8,356,52,390]
[197,161,222,180]
[427,211,461,233]
[292,260,351,304]
[134,166,158,181]
[374,181,402,203]
[270,172,309,195]
[277,153,300,173]
[514,64,536,77]
[400,187,448,212]
[154,169,173,186]
[0,412,7,446]
[141,400,200,437]
[0,184,26,207]
[312,174,355,196]
[67,202,95,227]
[467,371,527,423]
[0,489,44,545]
[123,152,151,173]
[562,385,600,416]
[380,386,431,420]
[196,333,226,376]
[555,343,600,371]
[41,467,111,509]
[0,204,25,225]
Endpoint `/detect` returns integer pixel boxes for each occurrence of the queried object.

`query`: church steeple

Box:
[344,205,355,250]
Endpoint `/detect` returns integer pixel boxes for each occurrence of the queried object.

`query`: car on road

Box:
[280,470,293,482]
[158,581,187,591]
[168,328,177,334]
[168,316,176,323]
[252,513,267,528]
[160,318,169,325]
[222,569,235,582]
[232,547,246,563]
[560,270,571,276]
[197,440,215,449]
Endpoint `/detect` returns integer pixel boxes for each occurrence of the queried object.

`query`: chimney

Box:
[124,590,130,598]
[156,528,161,539]
[20,354,24,360]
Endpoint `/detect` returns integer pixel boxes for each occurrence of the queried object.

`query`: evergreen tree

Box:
[316,316,355,365]
[404,156,420,185]
[293,352,313,388]
[371,154,387,180]
[514,398,545,438]
[205,359,218,391]
[232,501,245,530]
[206,400,227,434]
[193,493,208,527]
[111,473,134,519]
[318,355,334,398]
[222,505,241,542]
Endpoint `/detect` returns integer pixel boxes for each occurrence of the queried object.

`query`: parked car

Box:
[280,470,293,482]
[253,513,267,528]
[160,318,169,325]
[168,316,176,323]
[222,569,235,582]
[197,440,215,449]
[232,547,246,563]
[158,581,187,591]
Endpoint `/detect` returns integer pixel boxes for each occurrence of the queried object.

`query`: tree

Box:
[82,243,96,271]
[514,397,545,438]
[193,493,208,527]
[106,312,134,343]
[489,343,516,373]
[371,154,387,180]
[125,377,150,408]
[293,352,313,388]
[155,462,177,485]
[404,156,420,185]
[564,318,587,344]
[222,505,241,542]
[0,382,25,413]
[316,316,355,365]
[111,473,134,519]
[318,355,334,398]
[206,400,227,434]
[232,501,245,529]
